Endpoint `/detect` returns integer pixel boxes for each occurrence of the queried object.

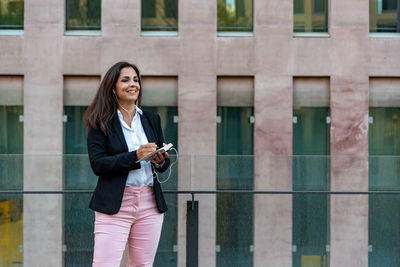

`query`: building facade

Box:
[1,0,400,266]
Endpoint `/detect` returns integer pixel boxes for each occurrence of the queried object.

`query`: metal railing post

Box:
[186,200,198,267]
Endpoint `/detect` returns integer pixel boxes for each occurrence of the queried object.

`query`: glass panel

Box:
[141,0,178,31]
[370,0,399,32]
[0,106,23,266]
[216,107,254,266]
[144,106,178,267]
[369,108,400,266]
[217,0,253,32]
[294,0,328,32]
[63,106,96,267]
[0,0,24,29]
[66,0,101,31]
[293,107,330,267]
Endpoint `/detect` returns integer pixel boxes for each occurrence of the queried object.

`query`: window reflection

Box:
[66,0,101,31]
[370,0,399,32]
[294,0,328,32]
[369,108,400,267]
[0,0,24,29]
[217,0,253,32]
[0,106,23,266]
[292,107,330,267]
[63,106,95,266]
[216,107,254,266]
[141,0,178,31]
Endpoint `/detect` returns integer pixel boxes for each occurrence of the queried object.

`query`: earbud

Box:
[112,89,116,95]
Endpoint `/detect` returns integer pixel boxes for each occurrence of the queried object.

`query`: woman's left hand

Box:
[151,143,169,164]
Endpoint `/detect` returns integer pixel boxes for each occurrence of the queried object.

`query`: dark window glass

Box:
[0,0,24,29]
[217,0,253,32]
[0,106,23,266]
[141,0,178,31]
[216,107,254,266]
[383,0,397,10]
[292,107,330,267]
[293,0,328,32]
[165,0,178,18]
[142,0,156,18]
[369,108,400,266]
[63,106,96,266]
[294,0,304,14]
[370,0,400,32]
[66,0,101,31]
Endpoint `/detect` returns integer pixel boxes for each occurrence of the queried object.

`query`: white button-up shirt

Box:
[117,107,153,186]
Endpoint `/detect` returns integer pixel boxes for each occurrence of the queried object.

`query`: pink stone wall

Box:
[1,0,400,266]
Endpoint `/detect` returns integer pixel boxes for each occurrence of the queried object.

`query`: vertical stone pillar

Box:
[253,0,293,266]
[253,76,293,267]
[178,0,217,266]
[101,0,141,73]
[330,76,369,267]
[330,0,369,266]
[23,0,64,266]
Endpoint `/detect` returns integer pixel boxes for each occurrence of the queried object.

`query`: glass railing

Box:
[1,155,400,267]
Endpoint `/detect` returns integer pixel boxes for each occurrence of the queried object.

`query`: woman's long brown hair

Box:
[84,61,142,135]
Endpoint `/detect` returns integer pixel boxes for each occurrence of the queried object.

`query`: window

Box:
[141,0,178,32]
[0,105,23,266]
[218,0,253,32]
[0,0,24,29]
[370,0,399,32]
[292,107,330,267]
[63,106,96,266]
[294,0,328,32]
[216,107,254,266]
[66,0,101,31]
[369,108,400,266]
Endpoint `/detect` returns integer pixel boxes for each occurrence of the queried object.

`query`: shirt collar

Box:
[117,105,143,117]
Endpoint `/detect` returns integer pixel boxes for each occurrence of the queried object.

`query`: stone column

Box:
[253,0,293,266]
[329,0,369,266]
[101,0,141,73]
[23,0,64,266]
[178,0,217,266]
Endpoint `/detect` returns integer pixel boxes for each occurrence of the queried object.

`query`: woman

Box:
[84,61,170,266]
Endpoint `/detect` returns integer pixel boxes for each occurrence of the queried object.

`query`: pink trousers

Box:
[92,186,164,267]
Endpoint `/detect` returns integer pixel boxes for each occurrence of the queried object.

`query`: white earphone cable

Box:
[152,147,178,184]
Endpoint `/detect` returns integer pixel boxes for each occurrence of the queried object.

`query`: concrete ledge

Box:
[293,32,330,38]
[217,31,254,37]
[140,31,179,37]
[64,30,101,36]
[369,32,400,38]
[0,30,24,36]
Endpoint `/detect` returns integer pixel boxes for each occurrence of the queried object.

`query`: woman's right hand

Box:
[136,143,157,161]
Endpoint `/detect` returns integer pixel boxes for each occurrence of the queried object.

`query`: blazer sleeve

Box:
[152,114,171,173]
[87,127,141,176]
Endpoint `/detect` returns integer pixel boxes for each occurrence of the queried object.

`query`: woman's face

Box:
[114,67,141,105]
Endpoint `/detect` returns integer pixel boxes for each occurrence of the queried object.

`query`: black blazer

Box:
[87,110,170,215]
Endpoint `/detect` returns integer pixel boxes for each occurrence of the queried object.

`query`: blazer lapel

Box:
[111,114,129,152]
[140,112,156,143]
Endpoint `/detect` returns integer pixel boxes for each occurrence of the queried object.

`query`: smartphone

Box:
[136,143,173,163]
